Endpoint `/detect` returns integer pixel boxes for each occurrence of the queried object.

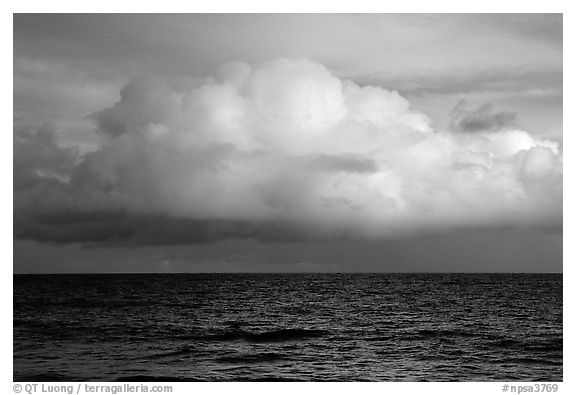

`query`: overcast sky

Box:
[13,14,563,273]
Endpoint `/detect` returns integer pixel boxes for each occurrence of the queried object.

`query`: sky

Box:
[13,13,563,273]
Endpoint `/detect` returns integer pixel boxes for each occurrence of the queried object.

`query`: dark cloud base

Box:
[13,208,562,251]
[450,101,517,133]
[13,211,311,247]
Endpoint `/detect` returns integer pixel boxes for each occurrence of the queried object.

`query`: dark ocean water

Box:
[13,273,562,382]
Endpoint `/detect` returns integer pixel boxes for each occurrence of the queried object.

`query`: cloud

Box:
[450,101,517,133]
[477,14,562,46]
[14,212,305,246]
[13,125,77,200]
[360,67,562,97]
[13,58,563,245]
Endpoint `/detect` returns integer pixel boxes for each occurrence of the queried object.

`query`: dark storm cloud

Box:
[450,101,517,133]
[14,227,563,274]
[13,211,309,247]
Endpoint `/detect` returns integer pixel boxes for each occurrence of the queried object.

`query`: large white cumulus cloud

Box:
[22,58,562,239]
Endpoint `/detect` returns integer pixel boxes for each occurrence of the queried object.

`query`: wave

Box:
[243,376,306,382]
[113,375,189,382]
[151,346,198,358]
[489,338,563,353]
[497,357,563,366]
[216,352,287,364]
[15,373,78,382]
[415,329,477,338]
[245,328,327,342]
[13,319,29,327]
[525,340,563,352]
[179,327,328,343]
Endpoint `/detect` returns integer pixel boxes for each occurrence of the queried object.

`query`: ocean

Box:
[13,273,562,381]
